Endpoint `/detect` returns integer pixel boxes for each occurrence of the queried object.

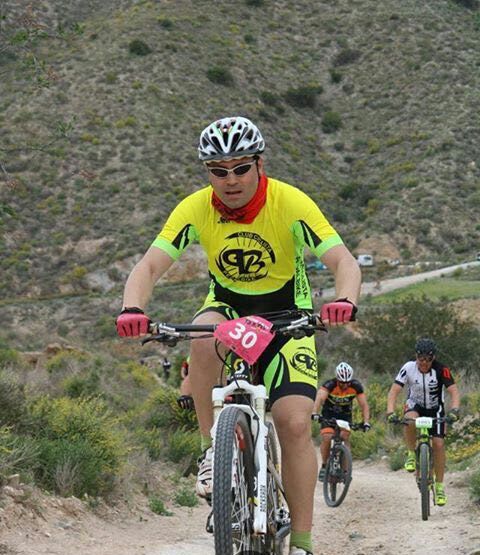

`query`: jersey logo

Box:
[216,232,275,282]
[290,347,317,380]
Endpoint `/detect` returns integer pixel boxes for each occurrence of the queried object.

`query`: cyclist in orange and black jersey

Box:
[313,362,370,481]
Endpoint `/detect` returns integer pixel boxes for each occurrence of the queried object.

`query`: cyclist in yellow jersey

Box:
[116,116,361,555]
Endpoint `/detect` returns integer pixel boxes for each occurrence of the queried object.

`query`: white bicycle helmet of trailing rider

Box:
[335,362,354,382]
[198,116,265,162]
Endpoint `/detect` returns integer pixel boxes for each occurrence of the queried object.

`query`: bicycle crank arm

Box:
[276,523,291,542]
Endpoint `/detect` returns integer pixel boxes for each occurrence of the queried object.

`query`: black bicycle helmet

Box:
[415,337,437,357]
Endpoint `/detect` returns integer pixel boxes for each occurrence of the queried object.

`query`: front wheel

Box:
[213,406,260,555]
[418,443,430,521]
[323,443,353,507]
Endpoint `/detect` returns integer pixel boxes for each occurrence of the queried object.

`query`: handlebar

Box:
[142,311,326,346]
[311,415,366,431]
[389,416,454,425]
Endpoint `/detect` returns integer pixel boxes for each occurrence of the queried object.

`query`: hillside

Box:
[1,0,480,306]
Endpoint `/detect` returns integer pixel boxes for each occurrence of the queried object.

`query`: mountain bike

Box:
[144,310,325,555]
[311,415,364,507]
[392,416,450,521]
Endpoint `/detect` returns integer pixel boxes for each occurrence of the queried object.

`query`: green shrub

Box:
[284,85,323,109]
[0,346,20,366]
[329,68,343,83]
[321,111,342,133]
[389,445,406,471]
[0,371,26,427]
[470,466,480,503]
[206,66,234,86]
[0,427,39,484]
[28,396,125,496]
[333,48,361,66]
[245,0,264,5]
[128,40,152,56]
[63,371,101,398]
[174,484,198,507]
[452,0,479,8]
[145,387,198,431]
[158,17,174,29]
[149,496,173,515]
[350,425,384,459]
[165,429,200,473]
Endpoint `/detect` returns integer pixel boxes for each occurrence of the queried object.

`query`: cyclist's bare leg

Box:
[340,429,351,446]
[272,395,316,532]
[404,410,419,451]
[320,432,333,465]
[432,437,446,482]
[189,311,227,437]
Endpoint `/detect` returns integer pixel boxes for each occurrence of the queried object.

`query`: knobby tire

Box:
[419,443,430,521]
[323,443,353,507]
[213,406,262,555]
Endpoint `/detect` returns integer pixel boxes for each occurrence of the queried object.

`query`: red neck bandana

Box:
[211,174,268,224]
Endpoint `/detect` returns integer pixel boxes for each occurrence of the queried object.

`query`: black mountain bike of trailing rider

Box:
[143,310,326,555]
[312,415,364,507]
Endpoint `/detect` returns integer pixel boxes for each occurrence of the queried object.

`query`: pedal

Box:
[206,510,214,533]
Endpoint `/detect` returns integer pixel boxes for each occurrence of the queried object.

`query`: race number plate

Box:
[214,316,275,364]
[415,416,433,429]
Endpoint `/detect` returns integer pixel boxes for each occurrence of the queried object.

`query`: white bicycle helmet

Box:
[198,116,265,161]
[335,362,354,382]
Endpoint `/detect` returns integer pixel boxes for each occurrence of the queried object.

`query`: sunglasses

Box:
[206,161,256,178]
[416,355,433,362]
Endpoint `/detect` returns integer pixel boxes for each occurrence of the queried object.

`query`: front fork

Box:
[210,382,270,535]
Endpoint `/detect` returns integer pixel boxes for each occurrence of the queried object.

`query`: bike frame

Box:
[414,417,435,498]
[211,378,270,534]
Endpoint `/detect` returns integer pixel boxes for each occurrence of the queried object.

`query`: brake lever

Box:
[141,334,179,347]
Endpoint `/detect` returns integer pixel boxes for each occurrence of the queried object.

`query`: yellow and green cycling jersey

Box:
[152,177,343,314]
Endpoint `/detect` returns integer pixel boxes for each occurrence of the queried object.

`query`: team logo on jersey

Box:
[216,232,275,282]
[290,347,317,380]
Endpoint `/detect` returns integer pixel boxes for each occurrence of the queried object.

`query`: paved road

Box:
[321,260,480,299]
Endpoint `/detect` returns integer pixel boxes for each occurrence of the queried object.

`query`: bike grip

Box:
[311,414,321,422]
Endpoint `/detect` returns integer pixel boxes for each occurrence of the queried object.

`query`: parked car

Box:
[357,254,374,267]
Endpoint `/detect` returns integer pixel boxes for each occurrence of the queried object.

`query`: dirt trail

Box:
[1,460,479,555]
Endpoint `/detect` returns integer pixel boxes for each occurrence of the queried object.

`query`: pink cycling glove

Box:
[116,307,151,337]
[320,298,357,325]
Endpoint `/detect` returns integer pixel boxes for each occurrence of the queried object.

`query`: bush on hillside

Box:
[333,48,361,66]
[128,39,152,56]
[321,111,342,133]
[206,66,234,86]
[284,85,323,109]
[27,396,125,496]
[470,466,480,504]
[452,0,479,8]
[0,427,38,484]
[0,370,27,428]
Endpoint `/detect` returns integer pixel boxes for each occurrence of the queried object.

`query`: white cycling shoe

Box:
[195,447,213,498]
[289,548,313,555]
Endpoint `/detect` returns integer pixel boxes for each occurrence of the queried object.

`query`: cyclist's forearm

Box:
[386,385,401,413]
[122,263,157,310]
[448,384,461,410]
[122,247,174,310]
[332,255,361,304]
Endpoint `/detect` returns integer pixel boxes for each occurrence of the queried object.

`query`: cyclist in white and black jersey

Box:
[386,338,460,506]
